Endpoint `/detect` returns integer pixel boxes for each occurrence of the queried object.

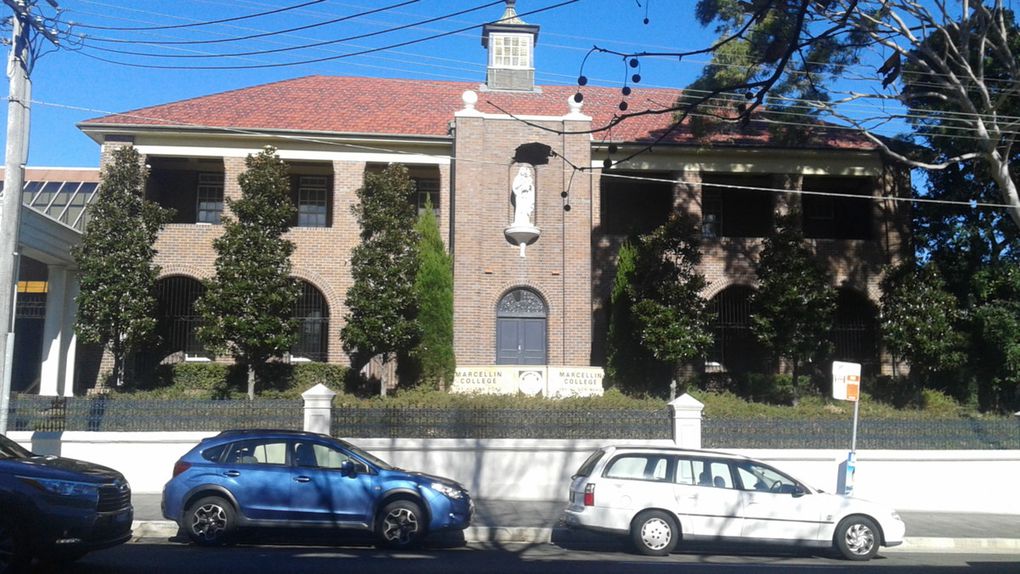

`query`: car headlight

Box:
[21,477,99,499]
[430,482,464,500]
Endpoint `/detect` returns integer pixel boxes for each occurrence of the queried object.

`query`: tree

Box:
[628,214,714,392]
[195,146,300,399]
[585,2,1020,230]
[968,265,1020,411]
[73,145,172,388]
[605,239,670,393]
[750,214,836,401]
[879,261,967,382]
[411,197,455,389]
[342,165,421,385]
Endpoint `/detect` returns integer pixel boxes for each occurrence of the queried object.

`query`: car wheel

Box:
[835,516,880,561]
[630,510,678,556]
[376,500,425,549]
[185,496,236,546]
[0,515,29,574]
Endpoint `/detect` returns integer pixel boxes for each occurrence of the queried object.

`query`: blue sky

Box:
[4,0,726,167]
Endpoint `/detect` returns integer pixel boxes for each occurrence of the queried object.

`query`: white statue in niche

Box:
[511,165,535,226]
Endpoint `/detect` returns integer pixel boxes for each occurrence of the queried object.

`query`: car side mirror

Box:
[340,460,357,477]
[792,485,807,497]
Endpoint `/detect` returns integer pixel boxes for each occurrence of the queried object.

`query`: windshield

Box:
[0,434,32,460]
[337,439,394,471]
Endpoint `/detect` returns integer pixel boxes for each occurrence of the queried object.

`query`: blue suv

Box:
[162,429,473,548]
[0,433,133,574]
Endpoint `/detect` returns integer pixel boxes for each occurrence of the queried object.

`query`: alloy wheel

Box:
[190,503,228,542]
[381,507,420,545]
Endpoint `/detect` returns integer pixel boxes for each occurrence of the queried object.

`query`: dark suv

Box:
[162,429,473,549]
[0,434,133,573]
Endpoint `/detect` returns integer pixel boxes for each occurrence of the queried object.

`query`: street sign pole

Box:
[832,361,862,496]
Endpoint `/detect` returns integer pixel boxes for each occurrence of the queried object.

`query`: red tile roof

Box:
[81,75,875,150]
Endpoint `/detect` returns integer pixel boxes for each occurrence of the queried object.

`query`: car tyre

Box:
[376,500,425,549]
[834,515,880,561]
[0,515,29,574]
[184,496,236,546]
[630,510,678,556]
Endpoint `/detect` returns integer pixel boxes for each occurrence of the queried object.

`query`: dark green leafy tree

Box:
[879,262,967,381]
[73,145,173,388]
[605,239,669,392]
[750,214,836,401]
[342,165,421,383]
[195,147,300,399]
[412,197,455,389]
[968,266,1020,411]
[628,214,714,392]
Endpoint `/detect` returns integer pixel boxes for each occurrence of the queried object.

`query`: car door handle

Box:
[223,471,240,477]
[294,476,311,483]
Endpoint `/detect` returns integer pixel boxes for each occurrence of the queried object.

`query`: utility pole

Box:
[0,0,60,434]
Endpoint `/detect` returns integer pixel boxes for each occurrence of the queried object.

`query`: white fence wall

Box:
[9,431,1020,514]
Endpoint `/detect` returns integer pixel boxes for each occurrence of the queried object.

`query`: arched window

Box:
[292,281,329,362]
[707,285,764,374]
[154,276,207,359]
[831,288,879,375]
[496,288,547,365]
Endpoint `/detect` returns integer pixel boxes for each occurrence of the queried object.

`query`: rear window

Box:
[201,444,226,463]
[573,449,605,478]
[604,454,671,482]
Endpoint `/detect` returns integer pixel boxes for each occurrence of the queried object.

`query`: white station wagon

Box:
[563,446,904,560]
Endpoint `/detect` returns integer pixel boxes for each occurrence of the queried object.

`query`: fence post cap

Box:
[669,393,704,412]
[301,383,337,400]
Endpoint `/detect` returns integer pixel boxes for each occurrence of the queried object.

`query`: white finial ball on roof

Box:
[462,90,478,111]
[568,94,583,115]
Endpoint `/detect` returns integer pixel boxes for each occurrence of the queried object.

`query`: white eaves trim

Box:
[133,145,451,166]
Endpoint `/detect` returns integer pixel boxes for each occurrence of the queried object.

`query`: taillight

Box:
[583,483,595,507]
[172,461,192,478]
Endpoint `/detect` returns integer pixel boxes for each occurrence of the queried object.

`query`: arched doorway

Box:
[156,276,207,359]
[707,285,764,374]
[292,280,329,362]
[831,288,880,376]
[496,288,547,365]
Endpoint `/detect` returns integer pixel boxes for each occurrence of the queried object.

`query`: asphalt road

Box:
[27,539,1020,574]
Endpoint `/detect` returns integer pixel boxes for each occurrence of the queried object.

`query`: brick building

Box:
[68,2,908,394]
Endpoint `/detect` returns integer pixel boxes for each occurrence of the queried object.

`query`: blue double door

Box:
[496,317,547,365]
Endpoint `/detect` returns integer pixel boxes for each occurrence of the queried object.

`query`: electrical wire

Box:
[83,0,422,46]
[69,0,580,70]
[70,0,327,31]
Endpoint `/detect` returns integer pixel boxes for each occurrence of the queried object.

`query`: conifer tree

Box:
[73,145,172,388]
[412,197,455,388]
[195,146,299,399]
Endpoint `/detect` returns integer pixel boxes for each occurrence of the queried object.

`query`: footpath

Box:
[130,494,1020,553]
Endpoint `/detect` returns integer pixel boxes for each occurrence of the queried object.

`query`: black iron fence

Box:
[331,407,673,439]
[6,394,302,432]
[704,417,1020,450]
[6,394,1017,448]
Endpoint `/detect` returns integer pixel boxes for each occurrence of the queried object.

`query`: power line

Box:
[81,0,499,59]
[71,0,326,31]
[69,0,580,70]
[83,0,423,47]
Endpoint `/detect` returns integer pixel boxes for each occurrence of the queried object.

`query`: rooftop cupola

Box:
[481,0,540,92]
